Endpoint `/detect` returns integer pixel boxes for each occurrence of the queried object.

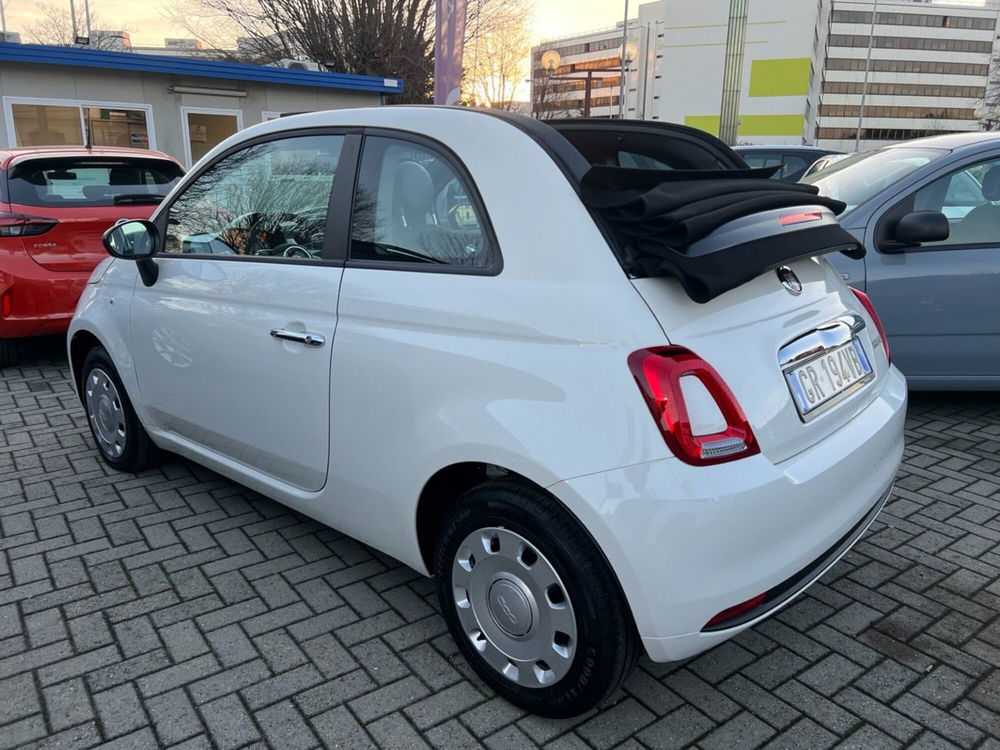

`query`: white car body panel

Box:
[69,106,907,663]
[129,259,341,492]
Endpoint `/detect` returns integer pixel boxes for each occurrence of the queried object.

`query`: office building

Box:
[533,0,1000,149]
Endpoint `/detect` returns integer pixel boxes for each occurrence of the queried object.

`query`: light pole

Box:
[618,0,629,119]
[855,0,878,151]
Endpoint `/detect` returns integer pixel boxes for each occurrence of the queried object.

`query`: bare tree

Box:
[978,50,1000,131]
[463,0,532,109]
[162,0,520,104]
[25,2,127,49]
[163,0,435,102]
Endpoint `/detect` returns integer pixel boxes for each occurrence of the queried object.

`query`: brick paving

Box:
[2,335,999,749]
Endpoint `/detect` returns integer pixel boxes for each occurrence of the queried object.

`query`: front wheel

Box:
[435,480,638,717]
[81,347,160,472]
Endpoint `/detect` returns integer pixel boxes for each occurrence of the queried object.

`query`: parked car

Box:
[803,132,1000,389]
[735,145,842,182]
[802,152,852,179]
[69,109,906,716]
[0,146,183,367]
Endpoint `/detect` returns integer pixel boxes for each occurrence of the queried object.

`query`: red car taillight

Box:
[851,288,891,365]
[628,347,759,466]
[0,211,58,237]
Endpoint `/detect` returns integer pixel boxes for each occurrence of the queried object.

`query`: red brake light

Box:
[779,211,823,226]
[1,290,10,317]
[0,211,58,237]
[628,347,759,466]
[851,288,891,365]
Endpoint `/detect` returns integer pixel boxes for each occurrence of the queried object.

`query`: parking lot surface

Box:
[1,337,999,749]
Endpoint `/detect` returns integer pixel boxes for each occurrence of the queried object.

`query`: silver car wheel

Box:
[451,527,577,688]
[84,368,126,459]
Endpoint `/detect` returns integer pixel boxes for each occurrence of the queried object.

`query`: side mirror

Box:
[885,210,949,252]
[103,219,159,285]
[103,219,157,259]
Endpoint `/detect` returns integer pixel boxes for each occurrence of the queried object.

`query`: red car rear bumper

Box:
[0,250,91,339]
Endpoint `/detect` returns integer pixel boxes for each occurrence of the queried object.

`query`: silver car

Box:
[804,132,1000,390]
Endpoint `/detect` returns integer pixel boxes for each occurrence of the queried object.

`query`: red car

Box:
[0,146,183,367]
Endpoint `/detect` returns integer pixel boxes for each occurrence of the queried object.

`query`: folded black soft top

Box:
[581,166,864,303]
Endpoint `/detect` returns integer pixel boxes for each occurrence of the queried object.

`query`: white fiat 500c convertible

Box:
[69,107,906,717]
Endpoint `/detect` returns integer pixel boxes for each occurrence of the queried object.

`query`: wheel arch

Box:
[69,329,105,403]
[415,462,640,639]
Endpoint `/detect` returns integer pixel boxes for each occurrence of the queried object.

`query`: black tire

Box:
[435,479,638,718]
[0,338,19,369]
[81,346,160,472]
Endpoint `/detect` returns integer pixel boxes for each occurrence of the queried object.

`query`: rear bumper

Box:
[547,366,907,662]
[0,254,91,338]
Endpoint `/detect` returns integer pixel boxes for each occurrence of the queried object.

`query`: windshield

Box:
[802,147,948,214]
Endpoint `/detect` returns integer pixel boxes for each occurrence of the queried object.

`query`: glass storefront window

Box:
[83,107,151,149]
[11,104,84,147]
[185,111,240,164]
[10,102,152,150]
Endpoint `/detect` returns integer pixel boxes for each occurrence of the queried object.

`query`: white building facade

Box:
[817,0,997,150]
[535,0,1000,149]
[530,26,628,119]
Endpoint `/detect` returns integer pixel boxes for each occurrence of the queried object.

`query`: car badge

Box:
[777,266,802,295]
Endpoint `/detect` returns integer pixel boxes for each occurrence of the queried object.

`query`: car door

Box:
[866,152,1000,384]
[130,130,359,491]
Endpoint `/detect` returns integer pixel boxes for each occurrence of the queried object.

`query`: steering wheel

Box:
[227,212,298,255]
[282,245,312,259]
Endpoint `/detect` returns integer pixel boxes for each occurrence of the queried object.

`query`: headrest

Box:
[981,165,1000,201]
[109,167,141,185]
[394,161,434,223]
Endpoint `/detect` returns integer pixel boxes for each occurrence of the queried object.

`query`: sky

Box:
[2,0,626,47]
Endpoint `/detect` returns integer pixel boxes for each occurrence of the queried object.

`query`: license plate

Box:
[785,339,873,419]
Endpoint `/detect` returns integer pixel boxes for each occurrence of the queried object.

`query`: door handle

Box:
[270,328,325,347]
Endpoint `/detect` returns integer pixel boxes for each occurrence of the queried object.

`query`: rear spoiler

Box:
[581,166,864,303]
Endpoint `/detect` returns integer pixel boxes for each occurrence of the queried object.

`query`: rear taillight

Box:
[851,288,891,365]
[628,347,759,466]
[0,211,58,237]
[1,290,10,317]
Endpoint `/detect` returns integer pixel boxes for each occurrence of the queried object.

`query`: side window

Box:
[913,157,1000,246]
[164,134,344,260]
[350,136,492,269]
[742,153,781,170]
[776,155,810,180]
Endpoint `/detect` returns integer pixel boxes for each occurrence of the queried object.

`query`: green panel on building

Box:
[683,113,804,137]
[749,58,811,97]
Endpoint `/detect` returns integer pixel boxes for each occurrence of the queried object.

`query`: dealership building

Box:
[532,0,1000,149]
[0,42,401,166]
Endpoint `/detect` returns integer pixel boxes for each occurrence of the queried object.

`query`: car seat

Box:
[950,165,1000,244]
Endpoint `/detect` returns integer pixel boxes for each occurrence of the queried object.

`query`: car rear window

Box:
[7,157,183,208]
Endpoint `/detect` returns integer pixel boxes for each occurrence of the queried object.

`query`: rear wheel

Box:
[81,347,160,472]
[435,480,637,718]
[0,339,19,369]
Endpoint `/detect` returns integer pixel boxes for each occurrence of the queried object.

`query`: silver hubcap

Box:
[84,368,126,459]
[452,527,577,688]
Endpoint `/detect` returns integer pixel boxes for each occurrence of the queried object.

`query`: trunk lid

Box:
[12,204,157,272]
[631,207,888,464]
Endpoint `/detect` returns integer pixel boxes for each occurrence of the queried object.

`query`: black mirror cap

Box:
[894,210,949,246]
[102,219,158,260]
